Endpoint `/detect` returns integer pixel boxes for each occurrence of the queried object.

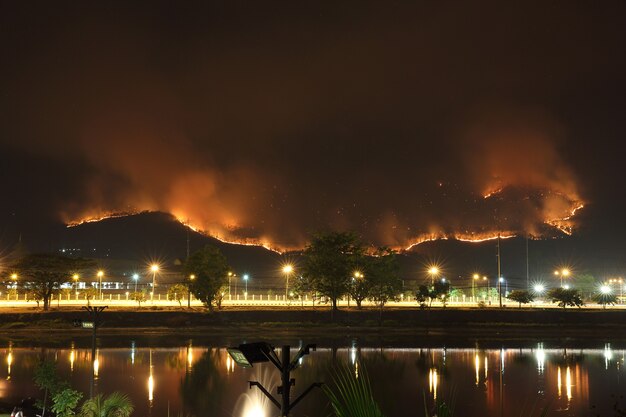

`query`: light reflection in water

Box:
[187,343,193,370]
[0,343,611,416]
[605,344,613,369]
[429,368,439,400]
[131,341,136,365]
[536,343,545,373]
[93,349,99,378]
[148,349,154,405]
[484,356,488,380]
[6,352,12,380]
[226,356,235,373]
[566,366,572,401]
[475,354,480,386]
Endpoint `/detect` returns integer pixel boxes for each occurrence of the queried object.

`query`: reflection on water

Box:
[0,342,625,416]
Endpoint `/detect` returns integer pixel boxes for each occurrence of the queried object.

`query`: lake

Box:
[1,335,624,416]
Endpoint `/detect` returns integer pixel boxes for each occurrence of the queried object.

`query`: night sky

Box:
[1,2,625,257]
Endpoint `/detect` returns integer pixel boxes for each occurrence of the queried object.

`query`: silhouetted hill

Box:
[7,209,621,291]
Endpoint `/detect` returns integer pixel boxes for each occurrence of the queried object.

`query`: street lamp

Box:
[243,274,249,296]
[483,276,489,303]
[187,274,195,308]
[150,264,159,303]
[472,274,480,302]
[498,277,505,306]
[533,284,545,294]
[10,274,18,301]
[132,273,139,292]
[609,278,624,303]
[228,272,234,299]
[554,268,571,288]
[428,267,439,286]
[73,274,79,299]
[97,270,104,300]
[283,265,293,301]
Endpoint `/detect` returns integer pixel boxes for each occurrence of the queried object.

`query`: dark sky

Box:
[1,1,625,255]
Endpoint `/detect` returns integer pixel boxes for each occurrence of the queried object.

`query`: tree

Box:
[12,254,95,311]
[593,292,617,309]
[291,276,313,307]
[167,284,188,307]
[51,388,83,417]
[302,232,364,311]
[184,245,230,311]
[365,247,402,312]
[415,285,430,308]
[130,291,147,307]
[547,288,584,309]
[34,360,67,416]
[507,290,535,308]
[82,287,99,306]
[78,392,133,417]
[348,274,370,309]
[432,280,451,307]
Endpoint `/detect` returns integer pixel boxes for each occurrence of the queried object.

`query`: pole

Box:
[526,236,530,290]
[497,234,502,308]
[472,278,475,302]
[285,274,290,301]
[281,346,291,417]
[152,271,156,303]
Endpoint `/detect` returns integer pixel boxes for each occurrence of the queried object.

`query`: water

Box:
[1,337,625,417]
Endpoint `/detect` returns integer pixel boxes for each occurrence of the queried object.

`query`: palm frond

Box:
[323,361,385,417]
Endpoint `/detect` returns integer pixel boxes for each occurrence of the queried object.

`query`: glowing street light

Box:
[554,268,571,288]
[187,274,195,308]
[472,274,480,301]
[150,264,159,303]
[283,264,293,301]
[97,270,104,300]
[73,274,79,299]
[533,284,545,294]
[600,285,612,295]
[228,271,234,298]
[132,273,139,292]
[243,274,249,295]
[428,266,440,286]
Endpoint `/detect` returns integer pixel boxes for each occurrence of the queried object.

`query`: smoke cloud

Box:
[3,1,614,251]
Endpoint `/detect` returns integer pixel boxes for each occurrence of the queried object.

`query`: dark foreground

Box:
[1,306,626,342]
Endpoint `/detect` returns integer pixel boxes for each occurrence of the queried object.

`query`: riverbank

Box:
[1,306,625,341]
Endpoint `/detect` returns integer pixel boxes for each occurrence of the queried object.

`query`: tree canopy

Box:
[302,232,364,310]
[12,253,95,310]
[365,247,401,310]
[184,245,230,311]
[546,288,584,309]
[506,290,535,308]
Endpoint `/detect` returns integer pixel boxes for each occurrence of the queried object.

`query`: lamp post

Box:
[554,268,570,288]
[73,274,79,300]
[188,274,195,308]
[132,273,139,292]
[498,277,504,306]
[482,276,489,304]
[428,267,439,286]
[283,265,293,301]
[150,264,159,303]
[472,274,479,302]
[228,272,234,299]
[243,274,249,298]
[10,274,18,301]
[97,270,104,300]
